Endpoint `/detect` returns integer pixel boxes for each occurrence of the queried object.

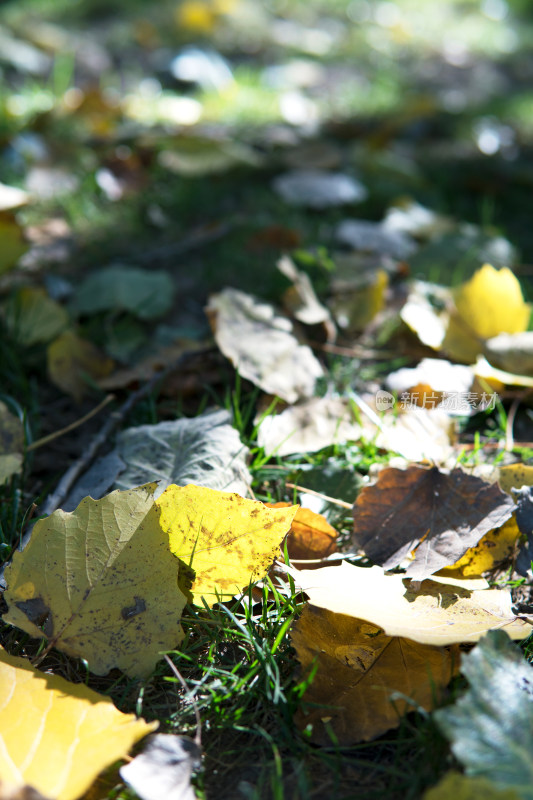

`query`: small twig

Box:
[285,482,352,509]
[27,394,115,451]
[137,221,233,264]
[309,340,397,359]
[164,655,202,747]
[505,396,521,452]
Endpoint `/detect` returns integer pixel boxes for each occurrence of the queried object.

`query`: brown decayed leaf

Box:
[352,466,515,579]
[266,503,337,563]
[292,605,458,744]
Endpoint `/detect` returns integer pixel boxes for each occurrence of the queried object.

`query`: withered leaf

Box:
[352,466,515,579]
[292,605,458,744]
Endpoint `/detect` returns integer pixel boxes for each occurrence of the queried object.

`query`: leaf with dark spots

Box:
[157,484,298,605]
[352,466,515,580]
[3,484,187,677]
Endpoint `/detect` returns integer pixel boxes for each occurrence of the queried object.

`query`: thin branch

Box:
[164,655,202,747]
[285,482,353,509]
[27,394,115,452]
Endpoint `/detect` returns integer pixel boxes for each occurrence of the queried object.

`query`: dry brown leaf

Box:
[292,605,458,744]
[352,466,515,579]
[266,503,337,563]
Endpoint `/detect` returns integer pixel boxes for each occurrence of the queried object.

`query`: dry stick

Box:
[26,394,115,452]
[164,655,202,747]
[137,221,233,264]
[285,482,352,510]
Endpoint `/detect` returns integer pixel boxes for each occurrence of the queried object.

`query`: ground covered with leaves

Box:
[2,1,533,798]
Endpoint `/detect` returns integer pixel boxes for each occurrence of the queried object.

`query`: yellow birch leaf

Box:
[0,647,157,800]
[292,606,458,744]
[454,264,530,341]
[2,485,186,678]
[290,562,530,645]
[47,331,114,402]
[156,484,298,604]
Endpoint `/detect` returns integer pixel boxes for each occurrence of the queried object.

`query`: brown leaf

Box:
[352,466,515,580]
[266,503,337,563]
[292,605,458,744]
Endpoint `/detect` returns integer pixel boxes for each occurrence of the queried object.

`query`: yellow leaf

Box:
[292,606,458,744]
[3,485,186,678]
[454,264,530,341]
[157,485,298,604]
[423,771,520,800]
[47,331,114,402]
[0,402,24,485]
[3,288,69,347]
[175,1,216,32]
[0,647,157,800]
[0,213,28,274]
[290,562,530,645]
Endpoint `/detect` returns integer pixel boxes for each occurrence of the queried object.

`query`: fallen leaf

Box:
[277,255,334,329]
[71,265,174,320]
[335,219,416,259]
[473,356,533,389]
[328,269,388,332]
[483,332,533,376]
[3,288,69,346]
[120,734,201,800]
[435,631,533,799]
[292,604,458,744]
[0,781,49,800]
[385,359,474,408]
[289,562,529,645]
[351,466,516,579]
[449,463,533,576]
[159,139,259,177]
[0,213,29,274]
[266,503,337,563]
[256,396,362,457]
[0,647,157,800]
[454,264,530,341]
[3,484,187,677]
[113,409,251,497]
[0,402,24,485]
[156,485,298,604]
[375,407,455,463]
[272,169,367,208]
[423,772,520,800]
[207,288,324,403]
[98,341,205,390]
[512,485,533,576]
[0,183,30,211]
[47,331,114,402]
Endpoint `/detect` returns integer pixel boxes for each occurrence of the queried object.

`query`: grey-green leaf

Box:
[435,630,533,799]
[71,265,174,320]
